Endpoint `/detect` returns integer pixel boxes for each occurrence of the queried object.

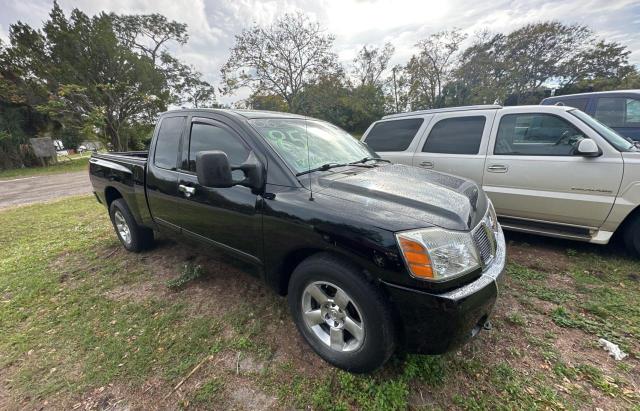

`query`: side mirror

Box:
[196,151,233,187]
[234,151,265,191]
[576,139,601,157]
[196,150,265,191]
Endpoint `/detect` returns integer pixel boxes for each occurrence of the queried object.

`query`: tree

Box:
[500,22,591,101]
[220,13,339,113]
[247,93,288,112]
[113,14,188,66]
[454,22,634,105]
[415,30,467,107]
[352,43,394,87]
[454,31,510,105]
[0,2,210,155]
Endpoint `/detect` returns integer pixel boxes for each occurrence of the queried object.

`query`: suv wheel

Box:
[109,199,154,252]
[623,214,640,256]
[288,253,396,373]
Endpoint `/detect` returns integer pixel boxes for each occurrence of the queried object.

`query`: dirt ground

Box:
[0,171,91,209]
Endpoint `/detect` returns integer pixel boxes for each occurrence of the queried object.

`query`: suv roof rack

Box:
[382,105,502,120]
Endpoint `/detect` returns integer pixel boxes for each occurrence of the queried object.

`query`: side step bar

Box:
[498,216,593,242]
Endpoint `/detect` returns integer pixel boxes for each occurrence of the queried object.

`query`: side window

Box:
[595,97,640,127]
[365,118,423,152]
[422,116,486,155]
[495,113,586,156]
[187,123,249,172]
[154,116,186,170]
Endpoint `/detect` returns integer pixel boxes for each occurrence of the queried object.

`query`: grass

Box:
[0,155,90,180]
[1,195,639,409]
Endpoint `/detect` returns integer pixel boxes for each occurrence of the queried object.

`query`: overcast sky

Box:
[1,0,639,105]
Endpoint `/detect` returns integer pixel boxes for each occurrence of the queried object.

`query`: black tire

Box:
[287,253,396,373]
[109,198,154,252]
[623,214,640,256]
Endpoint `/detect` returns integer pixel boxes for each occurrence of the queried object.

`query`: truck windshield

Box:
[570,109,638,152]
[249,118,377,174]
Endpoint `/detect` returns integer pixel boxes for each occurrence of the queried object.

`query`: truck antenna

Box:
[304,117,314,201]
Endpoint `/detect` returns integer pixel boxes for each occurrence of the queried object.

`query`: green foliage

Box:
[452,21,635,106]
[0,1,215,167]
[191,377,225,403]
[166,263,203,290]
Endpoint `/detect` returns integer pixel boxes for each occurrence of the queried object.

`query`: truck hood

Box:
[314,164,487,231]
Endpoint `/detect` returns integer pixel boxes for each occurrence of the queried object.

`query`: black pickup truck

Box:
[89,109,506,372]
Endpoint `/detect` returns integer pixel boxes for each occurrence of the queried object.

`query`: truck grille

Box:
[473,223,497,267]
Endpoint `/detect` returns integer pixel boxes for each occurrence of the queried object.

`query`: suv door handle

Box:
[487,164,508,173]
[178,184,196,198]
[419,161,434,169]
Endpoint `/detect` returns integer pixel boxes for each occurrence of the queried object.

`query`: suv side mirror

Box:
[576,139,601,157]
[196,150,265,191]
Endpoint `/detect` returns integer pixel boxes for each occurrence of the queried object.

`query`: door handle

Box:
[419,161,434,169]
[178,184,196,198]
[487,164,508,173]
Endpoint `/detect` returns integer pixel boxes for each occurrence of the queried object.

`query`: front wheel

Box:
[288,253,396,373]
[109,198,154,252]
[623,214,640,256]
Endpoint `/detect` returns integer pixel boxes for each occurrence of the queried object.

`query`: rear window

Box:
[365,118,423,152]
[422,116,486,155]
[154,116,185,170]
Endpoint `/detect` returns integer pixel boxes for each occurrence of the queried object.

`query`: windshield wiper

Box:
[296,162,347,176]
[295,161,374,176]
[349,156,391,165]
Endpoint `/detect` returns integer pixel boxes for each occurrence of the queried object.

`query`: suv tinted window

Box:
[365,118,423,151]
[595,97,640,127]
[422,116,486,154]
[495,113,586,156]
[187,122,249,172]
[553,98,589,111]
[154,116,185,169]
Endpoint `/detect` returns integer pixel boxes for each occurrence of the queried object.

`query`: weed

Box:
[192,377,225,403]
[506,312,527,326]
[166,263,203,289]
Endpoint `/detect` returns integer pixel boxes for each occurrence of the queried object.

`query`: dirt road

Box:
[0,171,91,209]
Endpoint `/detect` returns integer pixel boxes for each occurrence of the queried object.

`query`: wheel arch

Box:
[270,248,377,296]
[105,186,123,209]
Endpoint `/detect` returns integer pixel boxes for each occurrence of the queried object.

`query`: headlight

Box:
[396,227,481,281]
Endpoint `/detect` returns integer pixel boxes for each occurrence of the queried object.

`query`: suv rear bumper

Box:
[383,227,506,354]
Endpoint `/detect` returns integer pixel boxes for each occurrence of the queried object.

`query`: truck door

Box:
[174,117,261,263]
[482,108,623,229]
[412,110,495,183]
[146,115,187,232]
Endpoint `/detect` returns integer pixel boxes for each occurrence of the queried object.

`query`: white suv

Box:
[362,105,640,254]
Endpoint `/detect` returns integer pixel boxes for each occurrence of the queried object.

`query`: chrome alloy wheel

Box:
[301,281,365,352]
[114,210,131,245]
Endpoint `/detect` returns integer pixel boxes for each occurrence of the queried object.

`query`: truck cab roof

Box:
[161,108,308,120]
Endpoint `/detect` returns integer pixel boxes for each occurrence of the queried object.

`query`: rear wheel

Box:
[623,214,640,256]
[288,253,396,373]
[109,198,154,252]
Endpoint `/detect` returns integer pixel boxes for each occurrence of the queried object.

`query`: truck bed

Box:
[89,151,152,227]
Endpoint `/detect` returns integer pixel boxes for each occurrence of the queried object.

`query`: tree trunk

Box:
[105,122,121,151]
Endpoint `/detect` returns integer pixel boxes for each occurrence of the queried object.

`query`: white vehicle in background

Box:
[362,105,640,254]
